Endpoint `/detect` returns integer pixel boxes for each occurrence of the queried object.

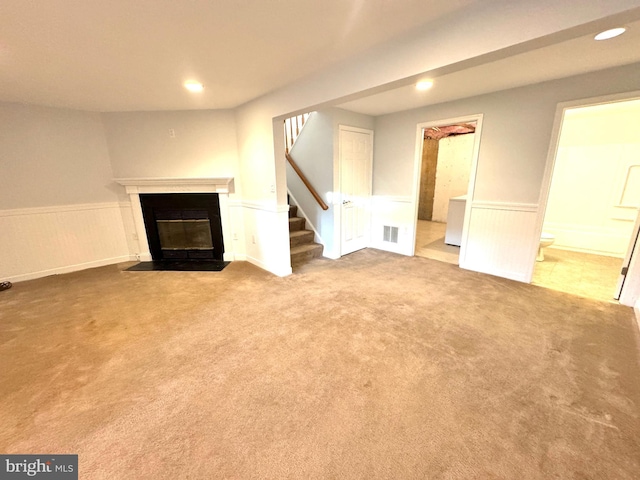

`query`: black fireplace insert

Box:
[140,193,224,261]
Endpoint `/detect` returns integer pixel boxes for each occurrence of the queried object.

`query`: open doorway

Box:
[413,117,481,265]
[534,97,640,302]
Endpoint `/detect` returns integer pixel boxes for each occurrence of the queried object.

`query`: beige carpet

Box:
[1,249,639,479]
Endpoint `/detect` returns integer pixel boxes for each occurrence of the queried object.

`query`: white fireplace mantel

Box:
[115,177,234,195]
[115,177,235,262]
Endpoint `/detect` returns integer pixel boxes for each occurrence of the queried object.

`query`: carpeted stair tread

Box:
[290,229,315,247]
[287,204,323,266]
[290,243,323,254]
[290,243,323,265]
[288,217,305,231]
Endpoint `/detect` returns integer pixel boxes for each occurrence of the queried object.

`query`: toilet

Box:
[537,232,555,261]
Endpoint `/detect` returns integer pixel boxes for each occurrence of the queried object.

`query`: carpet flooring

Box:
[1,249,639,479]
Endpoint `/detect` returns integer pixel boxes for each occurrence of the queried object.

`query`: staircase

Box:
[289,203,323,267]
[285,112,325,267]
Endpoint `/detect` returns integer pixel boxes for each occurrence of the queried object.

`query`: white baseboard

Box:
[370,238,412,256]
[7,255,134,283]
[547,245,624,259]
[245,254,292,277]
[543,223,630,258]
[459,263,528,283]
[322,251,341,260]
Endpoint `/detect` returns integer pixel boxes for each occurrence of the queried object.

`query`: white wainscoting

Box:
[369,196,415,256]
[370,197,540,282]
[460,201,539,282]
[543,222,630,258]
[0,202,133,283]
[239,200,292,277]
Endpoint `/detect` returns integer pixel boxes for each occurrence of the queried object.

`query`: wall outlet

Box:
[168,128,176,138]
[233,233,238,240]
[252,234,256,244]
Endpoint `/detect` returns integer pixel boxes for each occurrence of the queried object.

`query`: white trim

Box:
[0,202,124,217]
[6,255,134,283]
[114,177,236,262]
[411,114,484,261]
[534,90,640,291]
[244,254,292,277]
[482,267,528,283]
[231,200,288,213]
[471,201,538,212]
[115,177,234,193]
[617,208,640,301]
[549,244,625,258]
[616,164,640,208]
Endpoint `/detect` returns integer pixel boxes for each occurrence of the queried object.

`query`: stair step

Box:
[290,243,323,266]
[288,216,305,231]
[288,205,298,218]
[290,229,314,247]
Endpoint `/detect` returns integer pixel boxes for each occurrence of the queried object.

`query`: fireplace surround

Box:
[140,193,224,261]
[115,178,235,262]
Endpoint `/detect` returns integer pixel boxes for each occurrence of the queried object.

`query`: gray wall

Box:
[373,63,640,204]
[102,110,239,184]
[0,103,118,209]
[287,111,333,234]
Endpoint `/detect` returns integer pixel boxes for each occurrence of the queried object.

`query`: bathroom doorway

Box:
[413,115,483,265]
[535,97,640,302]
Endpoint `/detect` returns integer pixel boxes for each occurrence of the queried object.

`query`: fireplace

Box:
[115,177,235,263]
[140,193,224,261]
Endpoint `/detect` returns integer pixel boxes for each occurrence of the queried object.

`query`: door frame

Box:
[411,114,484,264]
[616,208,640,300]
[534,90,640,305]
[336,125,374,257]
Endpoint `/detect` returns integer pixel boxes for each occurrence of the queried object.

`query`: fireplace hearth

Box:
[140,193,224,261]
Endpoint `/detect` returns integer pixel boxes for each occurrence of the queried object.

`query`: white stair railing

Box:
[284,113,310,154]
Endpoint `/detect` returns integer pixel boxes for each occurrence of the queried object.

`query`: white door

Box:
[339,126,373,256]
[615,207,640,300]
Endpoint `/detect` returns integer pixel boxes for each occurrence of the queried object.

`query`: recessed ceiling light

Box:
[594,27,626,41]
[416,80,434,91]
[184,81,204,92]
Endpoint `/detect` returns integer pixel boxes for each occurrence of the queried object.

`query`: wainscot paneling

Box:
[238,201,292,277]
[460,202,539,282]
[544,222,630,258]
[369,196,415,256]
[0,203,132,282]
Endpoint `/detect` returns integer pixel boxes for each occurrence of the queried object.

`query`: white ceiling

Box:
[0,0,479,112]
[337,19,640,116]
[1,1,638,114]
